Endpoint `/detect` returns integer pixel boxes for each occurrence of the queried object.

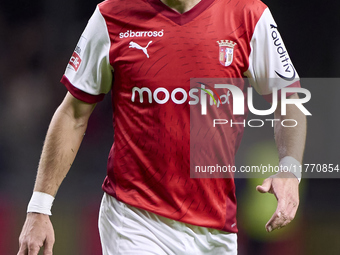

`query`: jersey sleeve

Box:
[61,6,113,104]
[244,8,300,98]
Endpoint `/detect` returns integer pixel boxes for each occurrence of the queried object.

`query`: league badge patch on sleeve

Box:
[217,40,237,67]
[68,36,87,71]
[69,52,82,71]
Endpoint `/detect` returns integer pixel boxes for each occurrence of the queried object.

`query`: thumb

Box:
[256,178,272,193]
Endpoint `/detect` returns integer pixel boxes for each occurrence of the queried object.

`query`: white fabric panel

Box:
[98,193,238,255]
[64,6,113,95]
[244,8,299,95]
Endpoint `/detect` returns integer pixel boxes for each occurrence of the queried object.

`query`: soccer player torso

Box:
[62,0,299,233]
[98,0,265,233]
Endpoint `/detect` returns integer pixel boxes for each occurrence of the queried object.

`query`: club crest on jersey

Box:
[217,40,237,67]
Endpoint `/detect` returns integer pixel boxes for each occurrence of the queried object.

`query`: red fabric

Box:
[95,0,268,233]
[147,0,215,25]
[61,75,105,104]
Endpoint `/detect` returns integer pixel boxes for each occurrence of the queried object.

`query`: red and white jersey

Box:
[61,0,300,233]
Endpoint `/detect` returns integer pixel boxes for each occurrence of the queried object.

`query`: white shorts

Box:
[98,193,237,255]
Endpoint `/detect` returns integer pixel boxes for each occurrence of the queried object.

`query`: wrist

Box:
[279,156,302,183]
[27,191,55,216]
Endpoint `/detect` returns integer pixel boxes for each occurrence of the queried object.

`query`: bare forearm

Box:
[18,93,95,255]
[34,93,95,197]
[256,95,306,232]
[274,93,306,163]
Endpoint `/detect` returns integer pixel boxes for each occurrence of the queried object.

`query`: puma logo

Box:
[129,41,152,58]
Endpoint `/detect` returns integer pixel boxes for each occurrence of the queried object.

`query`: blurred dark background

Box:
[0,0,339,254]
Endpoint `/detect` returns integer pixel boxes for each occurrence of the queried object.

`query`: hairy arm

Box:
[34,92,96,196]
[18,92,96,255]
[257,92,307,232]
[274,93,306,164]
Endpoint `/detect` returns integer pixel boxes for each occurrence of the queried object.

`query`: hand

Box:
[256,172,299,232]
[18,212,55,255]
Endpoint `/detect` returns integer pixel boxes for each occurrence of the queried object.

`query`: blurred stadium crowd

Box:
[0,0,339,254]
